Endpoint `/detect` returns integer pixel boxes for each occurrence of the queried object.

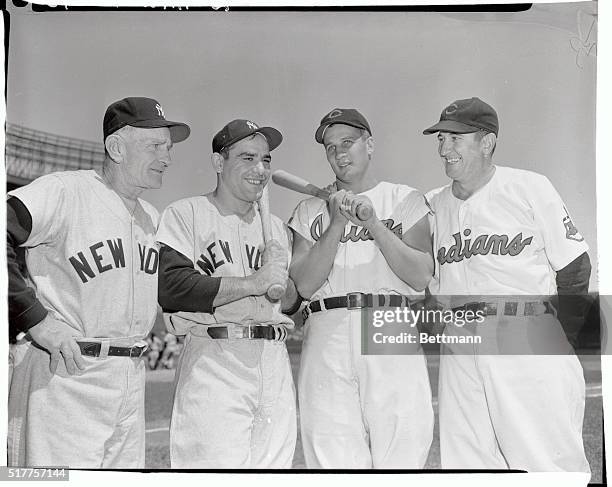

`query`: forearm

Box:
[212,276,259,307]
[369,220,433,291]
[289,223,344,299]
[281,277,301,314]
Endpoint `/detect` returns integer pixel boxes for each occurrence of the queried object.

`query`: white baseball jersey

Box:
[156,194,297,468]
[8,169,158,468]
[288,181,431,300]
[428,165,588,297]
[156,195,294,335]
[429,165,590,472]
[289,181,434,468]
[8,170,160,339]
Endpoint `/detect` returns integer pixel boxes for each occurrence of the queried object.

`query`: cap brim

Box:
[422,120,481,135]
[254,127,283,151]
[131,120,191,143]
[315,121,370,143]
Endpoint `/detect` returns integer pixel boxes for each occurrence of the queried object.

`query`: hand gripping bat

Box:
[271,169,373,221]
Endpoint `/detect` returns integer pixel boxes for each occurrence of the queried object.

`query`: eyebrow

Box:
[149,138,171,145]
[237,151,271,160]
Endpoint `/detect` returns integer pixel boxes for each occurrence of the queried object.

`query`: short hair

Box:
[475,129,497,157]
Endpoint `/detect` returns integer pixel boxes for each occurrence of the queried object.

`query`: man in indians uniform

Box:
[423,96,591,472]
[156,119,300,468]
[7,97,190,467]
[288,108,435,468]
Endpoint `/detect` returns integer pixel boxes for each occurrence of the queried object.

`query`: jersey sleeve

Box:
[394,189,432,231]
[526,174,589,271]
[156,200,196,260]
[6,198,48,332]
[8,173,68,247]
[287,199,316,243]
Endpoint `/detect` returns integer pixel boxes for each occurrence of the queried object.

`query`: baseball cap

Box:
[314,108,372,144]
[423,97,499,136]
[103,97,191,143]
[212,119,283,153]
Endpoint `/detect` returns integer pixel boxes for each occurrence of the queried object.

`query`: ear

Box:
[105,134,124,164]
[481,133,497,156]
[211,153,224,174]
[365,136,375,158]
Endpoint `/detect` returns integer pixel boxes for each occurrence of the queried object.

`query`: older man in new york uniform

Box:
[7,97,190,467]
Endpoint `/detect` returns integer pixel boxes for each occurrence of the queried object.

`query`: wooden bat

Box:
[271,170,373,221]
[258,184,286,300]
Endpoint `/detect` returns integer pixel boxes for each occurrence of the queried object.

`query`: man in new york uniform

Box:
[289,108,435,468]
[157,119,299,468]
[424,97,590,472]
[7,97,190,467]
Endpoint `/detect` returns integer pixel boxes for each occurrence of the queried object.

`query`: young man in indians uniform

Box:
[288,108,435,468]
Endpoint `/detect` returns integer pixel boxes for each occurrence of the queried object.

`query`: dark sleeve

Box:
[555,251,592,348]
[7,197,49,333]
[158,244,221,313]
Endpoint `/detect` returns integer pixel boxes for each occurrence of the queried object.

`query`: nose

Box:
[439,138,452,156]
[254,160,268,173]
[159,148,172,167]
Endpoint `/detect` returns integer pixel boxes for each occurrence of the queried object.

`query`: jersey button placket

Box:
[458,202,473,294]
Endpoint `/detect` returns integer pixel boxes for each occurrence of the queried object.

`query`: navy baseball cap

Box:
[315,108,372,144]
[423,97,499,136]
[103,97,191,143]
[212,119,283,153]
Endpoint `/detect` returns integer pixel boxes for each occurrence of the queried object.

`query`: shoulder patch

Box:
[563,206,584,242]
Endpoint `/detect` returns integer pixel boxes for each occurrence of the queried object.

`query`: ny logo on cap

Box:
[246,121,259,130]
[327,109,343,119]
[156,104,165,118]
[445,103,459,115]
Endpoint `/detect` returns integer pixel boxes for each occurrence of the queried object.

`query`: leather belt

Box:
[451,300,555,317]
[303,293,413,320]
[78,340,148,358]
[207,325,288,342]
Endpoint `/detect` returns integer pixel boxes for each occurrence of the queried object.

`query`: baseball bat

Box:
[258,184,286,301]
[271,170,373,221]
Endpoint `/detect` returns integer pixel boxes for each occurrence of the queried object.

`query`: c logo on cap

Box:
[155,104,165,118]
[246,121,259,130]
[327,109,343,119]
[445,104,458,115]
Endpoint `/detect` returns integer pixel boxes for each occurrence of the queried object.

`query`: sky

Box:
[5,3,598,247]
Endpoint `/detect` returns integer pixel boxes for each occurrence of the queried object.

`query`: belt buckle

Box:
[227,325,247,339]
[482,302,498,316]
[525,301,547,316]
[131,340,148,358]
[347,292,366,310]
[246,325,255,339]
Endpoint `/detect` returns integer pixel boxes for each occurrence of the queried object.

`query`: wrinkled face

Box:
[322,124,372,183]
[119,126,173,190]
[219,134,271,203]
[437,131,486,182]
